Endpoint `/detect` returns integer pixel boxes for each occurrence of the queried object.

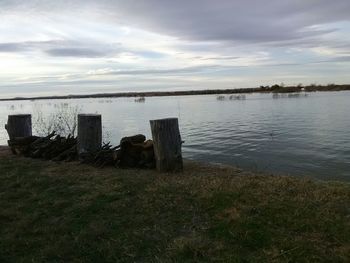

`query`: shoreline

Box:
[1,84,349,102]
[0,145,348,183]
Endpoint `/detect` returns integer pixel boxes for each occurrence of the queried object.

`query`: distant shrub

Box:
[134,97,146,103]
[33,103,82,137]
[229,94,246,100]
[216,95,226,101]
[270,84,280,91]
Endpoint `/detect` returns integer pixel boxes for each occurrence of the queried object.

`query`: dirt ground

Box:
[0,146,10,157]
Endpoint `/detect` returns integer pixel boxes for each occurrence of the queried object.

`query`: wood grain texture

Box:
[150,118,183,172]
[5,114,32,140]
[77,114,102,155]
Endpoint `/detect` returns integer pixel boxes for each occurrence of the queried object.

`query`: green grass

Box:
[0,150,349,262]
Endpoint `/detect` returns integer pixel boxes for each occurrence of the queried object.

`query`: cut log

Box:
[7,136,39,146]
[5,114,32,140]
[150,118,183,172]
[90,142,117,168]
[52,145,77,162]
[120,134,146,145]
[142,140,153,149]
[77,114,102,157]
[4,118,156,169]
[116,136,155,168]
[7,136,39,155]
[140,148,154,162]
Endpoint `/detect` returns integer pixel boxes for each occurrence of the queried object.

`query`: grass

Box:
[0,147,349,262]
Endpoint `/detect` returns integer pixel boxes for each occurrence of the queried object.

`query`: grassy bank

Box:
[0,147,349,262]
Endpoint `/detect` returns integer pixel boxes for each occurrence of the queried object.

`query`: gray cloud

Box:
[99,0,350,44]
[2,0,350,45]
[1,0,350,98]
[46,48,108,58]
[0,43,23,52]
[0,40,120,58]
[192,56,241,61]
[0,37,168,59]
[89,65,220,76]
[329,56,350,62]
[0,40,60,53]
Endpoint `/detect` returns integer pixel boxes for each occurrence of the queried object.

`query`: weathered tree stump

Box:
[150,118,183,172]
[5,114,32,140]
[77,114,102,156]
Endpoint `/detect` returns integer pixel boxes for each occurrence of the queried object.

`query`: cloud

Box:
[0,38,168,59]
[87,65,219,76]
[0,42,23,52]
[329,56,350,62]
[192,56,241,61]
[46,47,109,58]
[97,0,350,45]
[2,1,350,45]
[0,40,60,53]
[1,0,350,98]
[0,40,120,58]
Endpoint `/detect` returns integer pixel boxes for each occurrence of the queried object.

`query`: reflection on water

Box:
[1,91,349,181]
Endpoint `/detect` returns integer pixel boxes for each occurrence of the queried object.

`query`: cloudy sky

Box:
[1,0,350,98]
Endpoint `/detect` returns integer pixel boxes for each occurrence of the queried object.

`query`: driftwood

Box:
[4,114,157,169]
[7,136,39,155]
[76,134,155,168]
[7,130,155,169]
[80,142,118,167]
[7,132,78,161]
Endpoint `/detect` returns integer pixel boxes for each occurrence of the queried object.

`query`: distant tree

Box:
[270,84,280,91]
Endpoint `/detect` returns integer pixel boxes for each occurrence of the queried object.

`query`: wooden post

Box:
[5,114,32,140]
[77,114,102,155]
[150,118,183,172]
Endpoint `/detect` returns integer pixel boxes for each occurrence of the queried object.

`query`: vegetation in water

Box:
[217,94,247,101]
[272,93,309,99]
[33,103,82,137]
[134,96,146,103]
[229,94,246,100]
[1,84,350,101]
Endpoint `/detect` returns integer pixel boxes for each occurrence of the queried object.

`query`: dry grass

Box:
[0,147,349,262]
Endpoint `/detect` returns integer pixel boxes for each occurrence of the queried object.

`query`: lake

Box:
[1,91,349,181]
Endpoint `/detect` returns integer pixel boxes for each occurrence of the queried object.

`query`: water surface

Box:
[1,91,349,181]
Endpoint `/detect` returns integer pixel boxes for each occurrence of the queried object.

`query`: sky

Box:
[1,0,350,98]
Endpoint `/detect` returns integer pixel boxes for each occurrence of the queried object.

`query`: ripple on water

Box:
[1,92,350,180]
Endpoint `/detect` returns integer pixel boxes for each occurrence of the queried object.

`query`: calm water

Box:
[1,91,349,181]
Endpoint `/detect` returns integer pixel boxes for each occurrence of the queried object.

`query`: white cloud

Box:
[0,0,350,98]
